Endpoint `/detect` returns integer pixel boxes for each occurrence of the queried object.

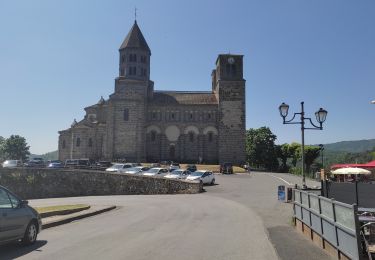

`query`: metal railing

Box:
[293,189,362,259]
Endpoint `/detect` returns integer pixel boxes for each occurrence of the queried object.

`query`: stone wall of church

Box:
[218,80,246,165]
[145,104,219,164]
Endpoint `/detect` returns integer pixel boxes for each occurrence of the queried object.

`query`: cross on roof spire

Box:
[135,7,137,21]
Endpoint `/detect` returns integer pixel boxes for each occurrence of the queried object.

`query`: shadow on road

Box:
[0,240,47,259]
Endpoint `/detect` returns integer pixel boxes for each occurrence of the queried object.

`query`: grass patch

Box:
[35,204,89,214]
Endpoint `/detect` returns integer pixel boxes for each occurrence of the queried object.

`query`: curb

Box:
[42,206,116,229]
[40,206,91,218]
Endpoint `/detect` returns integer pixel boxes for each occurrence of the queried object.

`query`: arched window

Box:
[189,132,194,142]
[208,132,213,142]
[76,137,81,147]
[151,131,156,142]
[62,140,66,149]
[88,138,93,147]
[129,67,137,75]
[123,108,129,121]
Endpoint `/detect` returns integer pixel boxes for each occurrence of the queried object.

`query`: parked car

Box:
[0,185,42,246]
[2,160,22,168]
[164,169,191,180]
[220,162,233,174]
[186,164,197,172]
[120,166,149,174]
[65,159,91,169]
[169,162,180,172]
[186,170,215,185]
[92,161,112,170]
[105,163,133,172]
[160,161,171,166]
[142,168,169,177]
[24,158,45,168]
[47,161,64,169]
[150,163,161,168]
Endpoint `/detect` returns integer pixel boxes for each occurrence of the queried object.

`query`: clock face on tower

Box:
[228,57,235,64]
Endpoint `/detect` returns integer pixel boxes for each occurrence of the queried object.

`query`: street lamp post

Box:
[279,102,328,188]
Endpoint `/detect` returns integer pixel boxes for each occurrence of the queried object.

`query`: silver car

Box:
[0,186,42,245]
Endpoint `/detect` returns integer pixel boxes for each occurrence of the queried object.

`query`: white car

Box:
[186,170,215,185]
[164,169,191,180]
[105,163,133,172]
[2,160,21,168]
[169,163,180,172]
[121,166,149,174]
[142,168,169,177]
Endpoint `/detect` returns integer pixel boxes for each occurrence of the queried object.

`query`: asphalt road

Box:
[0,172,331,260]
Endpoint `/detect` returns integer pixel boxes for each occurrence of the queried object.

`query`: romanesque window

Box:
[129,67,137,75]
[121,55,125,63]
[151,131,156,142]
[171,113,175,120]
[190,113,193,120]
[76,137,81,147]
[62,140,66,149]
[152,112,156,120]
[141,56,146,63]
[120,68,124,76]
[208,132,213,142]
[208,113,211,120]
[129,54,137,62]
[226,63,237,77]
[123,108,129,121]
[88,138,93,147]
[189,132,194,142]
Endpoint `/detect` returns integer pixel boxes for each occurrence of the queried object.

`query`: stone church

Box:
[58,21,246,165]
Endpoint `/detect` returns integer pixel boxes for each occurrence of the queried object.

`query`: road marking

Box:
[265,173,293,186]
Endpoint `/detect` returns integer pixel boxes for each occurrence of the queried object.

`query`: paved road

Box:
[0,172,331,260]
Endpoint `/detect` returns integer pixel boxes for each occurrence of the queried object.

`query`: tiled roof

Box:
[119,21,151,53]
[151,91,218,105]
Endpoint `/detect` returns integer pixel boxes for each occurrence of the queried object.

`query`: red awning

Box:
[364,160,375,167]
[331,161,375,170]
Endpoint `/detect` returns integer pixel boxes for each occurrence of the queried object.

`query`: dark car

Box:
[0,185,42,246]
[24,158,45,168]
[65,159,91,169]
[220,162,233,174]
[186,164,197,172]
[93,161,112,170]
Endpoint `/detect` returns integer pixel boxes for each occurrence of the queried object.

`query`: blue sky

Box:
[0,0,374,154]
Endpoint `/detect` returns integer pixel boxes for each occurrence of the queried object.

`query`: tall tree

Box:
[304,146,321,174]
[246,127,278,170]
[2,135,30,161]
[0,136,5,161]
[276,143,293,172]
[289,142,301,167]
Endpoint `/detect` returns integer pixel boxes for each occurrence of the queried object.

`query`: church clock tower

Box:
[215,54,246,165]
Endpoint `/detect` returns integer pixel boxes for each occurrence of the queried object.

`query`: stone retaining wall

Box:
[0,168,202,199]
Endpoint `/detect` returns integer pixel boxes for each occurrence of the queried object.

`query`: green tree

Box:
[246,127,279,170]
[276,143,293,172]
[2,135,30,161]
[304,146,321,174]
[0,136,5,161]
[289,142,301,167]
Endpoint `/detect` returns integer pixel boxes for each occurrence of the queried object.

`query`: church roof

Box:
[119,21,151,53]
[151,91,218,105]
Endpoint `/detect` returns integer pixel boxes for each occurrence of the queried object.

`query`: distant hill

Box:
[322,139,375,153]
[29,150,58,161]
